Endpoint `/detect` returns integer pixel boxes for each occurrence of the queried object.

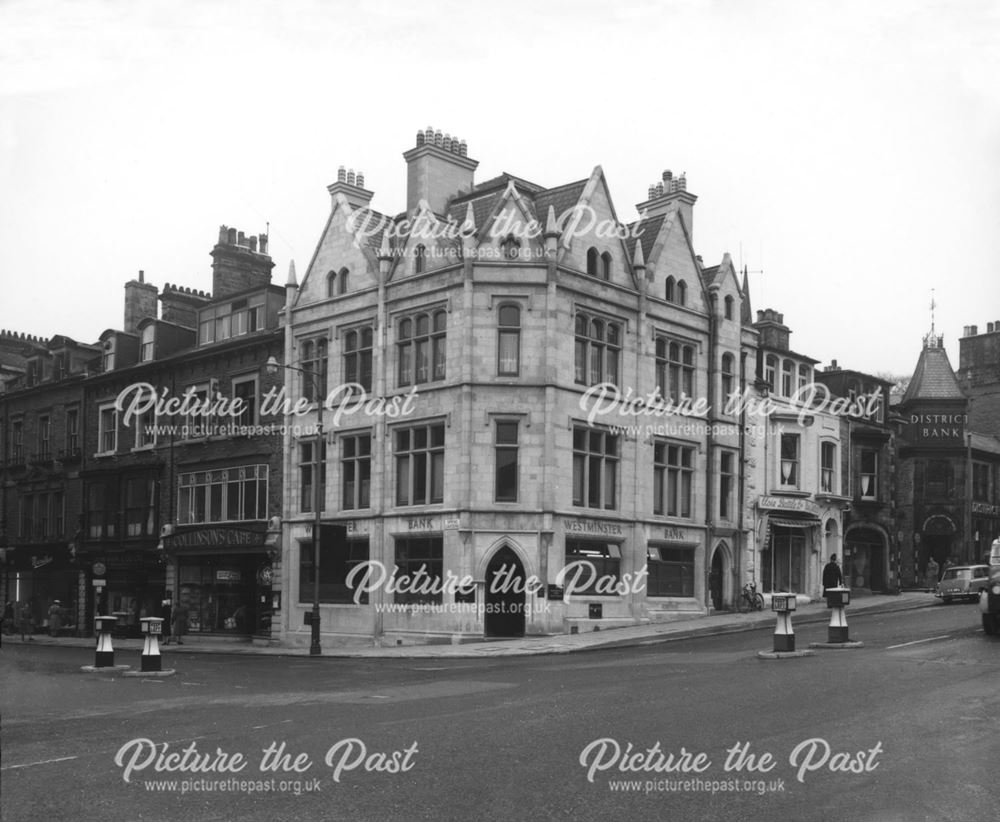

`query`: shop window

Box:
[572,427,619,510]
[654,442,693,517]
[341,433,371,510]
[495,421,519,503]
[574,311,621,387]
[646,545,694,597]
[300,533,370,604]
[564,540,621,595]
[394,423,445,506]
[763,528,807,593]
[655,337,695,402]
[393,537,443,604]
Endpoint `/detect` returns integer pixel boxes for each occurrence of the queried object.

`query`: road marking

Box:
[2,756,78,771]
[887,634,951,650]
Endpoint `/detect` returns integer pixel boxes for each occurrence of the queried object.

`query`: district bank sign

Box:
[907,411,967,444]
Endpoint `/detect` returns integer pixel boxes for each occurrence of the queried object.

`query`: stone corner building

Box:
[275,128,763,648]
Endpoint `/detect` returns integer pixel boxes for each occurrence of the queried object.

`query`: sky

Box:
[1,0,998,377]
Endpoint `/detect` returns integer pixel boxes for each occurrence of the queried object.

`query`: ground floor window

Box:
[646,544,695,597]
[393,537,443,605]
[564,539,621,595]
[177,554,268,634]
[299,532,370,604]
[762,527,808,592]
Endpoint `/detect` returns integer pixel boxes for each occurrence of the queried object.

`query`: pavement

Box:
[0,590,941,659]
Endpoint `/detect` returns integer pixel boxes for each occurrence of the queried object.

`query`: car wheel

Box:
[983,614,998,636]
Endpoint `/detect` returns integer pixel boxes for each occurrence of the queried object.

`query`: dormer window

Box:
[102,339,116,372]
[140,325,155,362]
[25,359,40,387]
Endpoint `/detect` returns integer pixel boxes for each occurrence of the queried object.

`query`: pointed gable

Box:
[297,197,383,304]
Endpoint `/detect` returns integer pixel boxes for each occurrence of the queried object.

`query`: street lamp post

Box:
[266,355,324,656]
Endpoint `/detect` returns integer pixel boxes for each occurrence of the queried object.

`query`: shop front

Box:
[163,525,274,637]
[88,551,165,637]
[757,497,822,596]
[4,544,81,635]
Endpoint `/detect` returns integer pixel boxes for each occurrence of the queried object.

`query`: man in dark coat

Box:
[823,554,844,595]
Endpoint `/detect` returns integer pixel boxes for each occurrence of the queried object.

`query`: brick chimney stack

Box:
[211,225,275,298]
[124,270,158,335]
[755,308,792,351]
[403,127,478,214]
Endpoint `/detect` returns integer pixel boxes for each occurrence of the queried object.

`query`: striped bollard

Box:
[94,615,117,667]
[826,587,851,643]
[140,617,163,672]
[771,593,797,652]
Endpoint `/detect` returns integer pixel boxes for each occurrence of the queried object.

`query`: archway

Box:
[485,545,526,638]
[709,542,732,611]
[845,526,888,591]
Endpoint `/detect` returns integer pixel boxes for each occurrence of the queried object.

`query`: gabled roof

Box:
[625,213,667,269]
[901,338,966,403]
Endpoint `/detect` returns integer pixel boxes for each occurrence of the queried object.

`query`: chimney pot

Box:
[459,140,468,156]
[356,172,365,187]
[662,170,672,181]
[219,225,228,245]
[831,359,838,368]
[648,185,656,200]
[249,236,257,252]
[443,134,452,152]
[416,130,425,146]
[338,166,347,182]
[655,182,664,197]
[237,231,245,246]
[988,323,995,333]
[347,169,356,186]
[138,269,144,283]
[227,227,237,245]
[434,129,443,147]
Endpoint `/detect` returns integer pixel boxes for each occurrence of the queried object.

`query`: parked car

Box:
[935,565,991,604]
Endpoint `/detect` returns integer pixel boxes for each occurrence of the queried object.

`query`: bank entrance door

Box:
[485,546,526,638]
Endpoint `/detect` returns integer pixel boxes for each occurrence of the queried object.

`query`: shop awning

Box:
[769,516,821,529]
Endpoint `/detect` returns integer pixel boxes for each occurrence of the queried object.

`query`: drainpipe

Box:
[705,286,719,611]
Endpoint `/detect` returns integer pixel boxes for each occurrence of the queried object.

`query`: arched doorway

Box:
[485,546,526,638]
[709,548,725,610]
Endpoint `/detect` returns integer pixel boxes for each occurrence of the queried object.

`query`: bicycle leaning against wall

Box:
[737,580,765,613]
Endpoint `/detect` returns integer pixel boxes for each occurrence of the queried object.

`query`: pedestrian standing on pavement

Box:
[161,597,173,644]
[171,600,188,645]
[48,599,63,637]
[19,602,33,640]
[2,601,13,635]
[926,557,939,590]
[822,554,843,595]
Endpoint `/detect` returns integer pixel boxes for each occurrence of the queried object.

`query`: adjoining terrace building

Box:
[276,129,761,648]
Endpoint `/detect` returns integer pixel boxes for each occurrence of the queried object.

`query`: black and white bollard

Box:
[809,587,864,649]
[94,615,117,667]
[826,587,850,643]
[139,617,163,672]
[771,593,797,652]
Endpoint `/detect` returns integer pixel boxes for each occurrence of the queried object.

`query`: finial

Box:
[632,240,645,269]
[286,259,297,287]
